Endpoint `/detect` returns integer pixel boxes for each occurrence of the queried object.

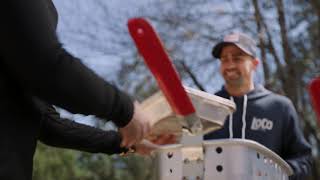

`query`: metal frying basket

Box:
[203,139,293,180]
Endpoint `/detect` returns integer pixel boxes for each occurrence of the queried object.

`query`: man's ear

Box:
[252,58,259,70]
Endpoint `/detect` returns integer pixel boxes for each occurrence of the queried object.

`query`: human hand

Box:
[119,101,151,148]
[135,134,177,155]
[147,133,177,145]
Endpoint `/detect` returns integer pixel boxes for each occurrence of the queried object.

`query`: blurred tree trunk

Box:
[310,0,320,60]
[252,0,270,88]
[310,0,320,37]
[275,0,299,105]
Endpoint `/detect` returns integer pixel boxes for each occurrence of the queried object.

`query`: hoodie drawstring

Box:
[229,95,248,139]
[242,95,248,139]
[229,96,234,139]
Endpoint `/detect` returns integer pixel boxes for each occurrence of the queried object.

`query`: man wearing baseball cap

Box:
[204,32,312,180]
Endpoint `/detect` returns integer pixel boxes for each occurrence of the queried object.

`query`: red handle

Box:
[309,77,320,124]
[128,18,195,116]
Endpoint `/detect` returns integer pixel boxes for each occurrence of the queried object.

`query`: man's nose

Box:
[225,55,237,66]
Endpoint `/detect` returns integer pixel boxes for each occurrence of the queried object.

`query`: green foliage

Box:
[33,143,84,180]
[33,143,155,180]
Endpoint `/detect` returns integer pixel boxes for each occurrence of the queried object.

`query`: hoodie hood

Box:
[215,84,272,139]
[216,83,272,100]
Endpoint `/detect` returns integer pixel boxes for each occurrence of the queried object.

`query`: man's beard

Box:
[224,74,244,88]
[223,70,244,88]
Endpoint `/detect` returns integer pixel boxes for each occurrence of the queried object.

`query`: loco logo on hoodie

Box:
[250,117,273,131]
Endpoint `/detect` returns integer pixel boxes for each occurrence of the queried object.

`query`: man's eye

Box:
[220,58,227,63]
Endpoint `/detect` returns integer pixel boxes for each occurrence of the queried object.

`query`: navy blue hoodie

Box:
[204,84,312,180]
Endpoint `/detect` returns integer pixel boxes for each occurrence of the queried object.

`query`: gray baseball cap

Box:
[212,32,257,58]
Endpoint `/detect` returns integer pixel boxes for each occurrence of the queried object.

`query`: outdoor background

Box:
[33,0,320,179]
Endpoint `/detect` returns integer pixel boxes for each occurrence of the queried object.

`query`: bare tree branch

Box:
[275,0,293,66]
[252,0,271,88]
[179,61,206,91]
[309,0,320,54]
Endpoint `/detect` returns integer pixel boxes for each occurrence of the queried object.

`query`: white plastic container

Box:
[140,86,236,138]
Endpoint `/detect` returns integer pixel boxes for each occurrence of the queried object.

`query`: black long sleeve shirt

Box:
[0,1,133,179]
[35,99,127,155]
